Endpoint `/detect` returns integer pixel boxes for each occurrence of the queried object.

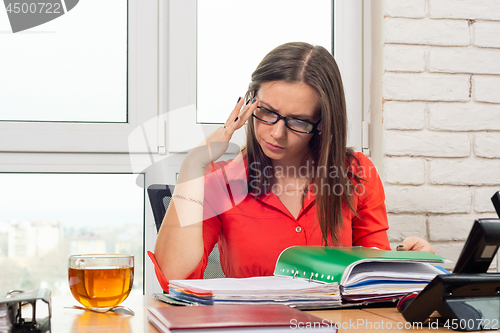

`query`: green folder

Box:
[273,246,447,285]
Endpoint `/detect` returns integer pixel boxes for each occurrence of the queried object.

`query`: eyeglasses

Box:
[252,106,321,134]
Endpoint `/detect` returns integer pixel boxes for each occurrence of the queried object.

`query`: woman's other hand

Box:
[396,237,435,253]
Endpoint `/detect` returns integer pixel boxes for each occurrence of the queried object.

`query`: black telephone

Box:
[492,191,500,219]
[400,191,500,331]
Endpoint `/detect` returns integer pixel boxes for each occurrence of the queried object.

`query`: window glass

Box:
[197,0,332,124]
[0,173,144,296]
[0,0,127,122]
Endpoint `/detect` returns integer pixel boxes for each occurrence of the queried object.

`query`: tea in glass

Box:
[68,254,134,308]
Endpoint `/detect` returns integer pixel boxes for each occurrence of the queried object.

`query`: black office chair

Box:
[147,184,225,279]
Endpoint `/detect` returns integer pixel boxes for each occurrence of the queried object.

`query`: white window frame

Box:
[0,152,161,295]
[0,0,158,153]
[334,0,366,154]
[0,0,163,295]
[163,0,368,156]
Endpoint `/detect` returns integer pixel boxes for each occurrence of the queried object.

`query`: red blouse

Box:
[149,152,390,291]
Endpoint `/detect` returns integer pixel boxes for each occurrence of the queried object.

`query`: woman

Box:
[152,42,433,289]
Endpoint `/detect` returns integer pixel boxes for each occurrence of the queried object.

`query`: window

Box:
[0,1,127,123]
[0,0,158,153]
[197,0,332,124]
[164,0,367,156]
[0,173,144,296]
[0,0,158,294]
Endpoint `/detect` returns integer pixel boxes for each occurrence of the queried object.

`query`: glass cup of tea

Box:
[68,254,134,308]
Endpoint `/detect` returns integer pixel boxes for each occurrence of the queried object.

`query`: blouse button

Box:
[295,226,302,233]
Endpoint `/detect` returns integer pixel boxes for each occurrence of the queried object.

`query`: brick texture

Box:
[385,18,470,46]
[430,159,500,185]
[473,21,500,48]
[384,101,426,130]
[473,75,500,103]
[382,0,500,259]
[385,131,470,157]
[384,73,470,102]
[384,0,426,18]
[385,185,472,214]
[474,187,500,213]
[428,214,494,241]
[384,157,425,185]
[429,48,500,74]
[387,214,427,241]
[384,45,425,72]
[429,0,500,20]
[429,103,500,131]
[475,133,500,158]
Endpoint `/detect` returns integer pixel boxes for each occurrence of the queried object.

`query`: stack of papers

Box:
[159,247,449,310]
[339,261,448,302]
[169,276,341,309]
[273,246,448,304]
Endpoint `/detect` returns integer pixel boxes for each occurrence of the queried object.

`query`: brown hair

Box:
[244,42,359,246]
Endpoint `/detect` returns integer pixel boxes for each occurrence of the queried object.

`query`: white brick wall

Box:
[384,101,426,129]
[475,187,500,213]
[382,0,500,267]
[385,186,472,214]
[429,103,500,131]
[430,159,500,185]
[384,157,425,185]
[384,73,470,101]
[429,47,500,74]
[385,18,470,46]
[473,21,500,48]
[473,75,500,103]
[385,131,470,157]
[429,0,500,20]
[384,0,426,18]
[475,133,500,158]
[384,45,426,72]
[428,214,492,241]
[387,214,426,241]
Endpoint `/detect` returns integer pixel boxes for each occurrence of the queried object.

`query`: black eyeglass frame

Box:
[252,106,321,134]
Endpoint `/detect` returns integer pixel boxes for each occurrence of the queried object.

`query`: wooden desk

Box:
[47,296,483,332]
[50,296,167,333]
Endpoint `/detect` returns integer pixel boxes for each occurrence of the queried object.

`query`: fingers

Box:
[418,241,435,253]
[235,97,258,128]
[396,237,435,253]
[223,96,258,133]
[224,97,244,129]
[396,237,420,251]
[190,95,256,168]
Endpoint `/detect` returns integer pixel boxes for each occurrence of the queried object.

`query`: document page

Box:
[345,261,445,287]
[170,276,338,295]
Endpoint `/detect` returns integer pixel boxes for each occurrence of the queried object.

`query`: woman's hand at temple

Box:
[190,96,259,168]
[397,237,435,253]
